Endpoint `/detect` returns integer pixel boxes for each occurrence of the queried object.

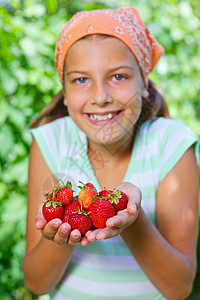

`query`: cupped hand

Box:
[35,204,85,247]
[85,182,141,242]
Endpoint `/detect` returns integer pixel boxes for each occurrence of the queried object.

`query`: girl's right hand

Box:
[35,204,85,247]
[85,182,141,242]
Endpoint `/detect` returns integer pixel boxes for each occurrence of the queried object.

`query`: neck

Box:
[87,132,136,189]
[88,130,135,166]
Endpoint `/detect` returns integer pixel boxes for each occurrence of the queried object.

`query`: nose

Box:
[92,81,112,106]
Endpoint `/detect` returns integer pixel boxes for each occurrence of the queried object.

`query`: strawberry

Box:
[68,211,92,235]
[42,200,64,222]
[113,190,128,211]
[100,188,128,211]
[99,189,112,199]
[62,201,81,223]
[84,182,97,190]
[88,198,115,228]
[78,181,98,209]
[56,180,74,206]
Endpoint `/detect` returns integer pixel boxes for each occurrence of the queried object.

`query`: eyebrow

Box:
[66,70,88,76]
[66,65,135,76]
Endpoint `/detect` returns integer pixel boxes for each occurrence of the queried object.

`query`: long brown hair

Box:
[29,79,169,129]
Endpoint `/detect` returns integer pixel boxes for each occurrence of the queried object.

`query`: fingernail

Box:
[53,221,61,228]
[107,221,114,227]
[61,224,69,234]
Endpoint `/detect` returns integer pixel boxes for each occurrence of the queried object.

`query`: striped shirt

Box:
[31,116,198,300]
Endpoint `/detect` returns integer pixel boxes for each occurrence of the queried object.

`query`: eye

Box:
[113,74,125,81]
[75,77,87,84]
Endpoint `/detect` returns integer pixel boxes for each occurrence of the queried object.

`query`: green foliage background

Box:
[0,0,199,299]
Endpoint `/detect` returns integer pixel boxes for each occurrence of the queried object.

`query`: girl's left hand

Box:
[83,182,141,245]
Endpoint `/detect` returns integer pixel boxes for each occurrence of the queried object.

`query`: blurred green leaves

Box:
[0,0,199,299]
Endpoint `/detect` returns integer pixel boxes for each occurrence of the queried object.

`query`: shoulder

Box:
[140,117,190,135]
[139,117,197,147]
[30,116,85,144]
[139,117,199,180]
[31,116,73,135]
[30,116,87,174]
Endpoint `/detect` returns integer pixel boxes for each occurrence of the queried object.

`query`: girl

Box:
[22,7,199,300]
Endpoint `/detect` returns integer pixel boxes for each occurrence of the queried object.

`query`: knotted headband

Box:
[55,7,164,87]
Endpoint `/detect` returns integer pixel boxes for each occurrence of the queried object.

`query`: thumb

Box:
[35,203,47,230]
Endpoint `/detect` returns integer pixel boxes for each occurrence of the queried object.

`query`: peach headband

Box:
[55,7,164,87]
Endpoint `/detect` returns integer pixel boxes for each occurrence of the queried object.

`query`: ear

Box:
[142,89,149,98]
[63,96,68,107]
[62,89,68,106]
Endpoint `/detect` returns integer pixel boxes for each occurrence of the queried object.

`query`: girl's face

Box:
[64,35,145,148]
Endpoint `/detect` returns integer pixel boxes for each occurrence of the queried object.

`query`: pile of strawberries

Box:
[42,180,128,235]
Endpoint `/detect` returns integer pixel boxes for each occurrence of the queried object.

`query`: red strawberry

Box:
[88,198,115,228]
[113,191,128,211]
[100,188,128,211]
[68,212,92,235]
[56,180,74,206]
[42,200,64,222]
[84,182,97,190]
[62,201,81,223]
[78,181,98,209]
[99,189,112,199]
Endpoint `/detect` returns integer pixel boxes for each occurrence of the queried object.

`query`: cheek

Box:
[65,89,86,113]
[126,101,142,125]
[117,83,142,109]
[124,92,142,125]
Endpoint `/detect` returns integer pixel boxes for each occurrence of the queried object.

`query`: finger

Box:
[85,226,121,241]
[127,195,140,215]
[36,217,47,230]
[35,204,47,230]
[53,223,71,245]
[80,236,90,246]
[95,227,122,240]
[85,229,102,242]
[106,213,129,228]
[85,229,94,238]
[67,229,81,247]
[41,218,62,240]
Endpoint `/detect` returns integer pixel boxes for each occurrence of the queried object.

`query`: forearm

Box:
[121,208,196,300]
[23,237,74,295]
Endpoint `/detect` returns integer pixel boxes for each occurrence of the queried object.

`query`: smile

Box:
[89,112,118,121]
[85,110,123,126]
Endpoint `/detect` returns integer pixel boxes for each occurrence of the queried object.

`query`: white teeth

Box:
[89,113,117,121]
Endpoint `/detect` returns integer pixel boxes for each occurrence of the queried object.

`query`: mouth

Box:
[85,111,123,125]
[89,111,120,121]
